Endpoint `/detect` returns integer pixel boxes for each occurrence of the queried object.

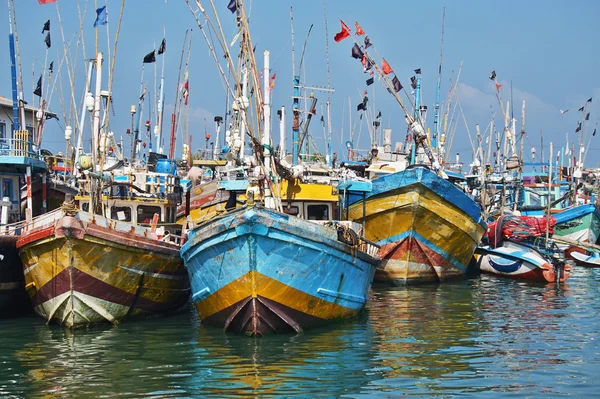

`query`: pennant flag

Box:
[364,36,372,48]
[588,97,593,103]
[495,82,503,91]
[576,122,582,133]
[42,20,50,33]
[38,0,56,4]
[586,113,590,121]
[270,72,276,91]
[33,75,42,97]
[593,128,597,137]
[49,61,54,73]
[366,77,374,86]
[355,21,364,36]
[351,43,363,59]
[392,76,402,92]
[334,20,351,42]
[579,106,585,112]
[410,76,417,90]
[227,0,239,13]
[158,38,166,55]
[363,89,367,96]
[94,6,107,27]
[44,32,51,48]
[377,111,382,118]
[489,70,496,80]
[357,95,368,112]
[381,59,393,75]
[414,68,422,75]
[143,50,156,63]
[361,56,373,72]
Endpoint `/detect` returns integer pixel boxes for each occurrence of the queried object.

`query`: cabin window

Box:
[283,206,299,216]
[111,206,132,222]
[0,122,6,144]
[2,179,13,201]
[137,205,161,224]
[306,204,330,221]
[81,202,89,212]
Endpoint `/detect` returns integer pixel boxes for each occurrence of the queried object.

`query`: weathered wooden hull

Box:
[347,167,487,285]
[0,236,31,317]
[181,206,378,336]
[553,204,600,245]
[476,242,571,283]
[17,213,190,327]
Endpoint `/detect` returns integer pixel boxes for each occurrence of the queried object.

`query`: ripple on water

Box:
[0,271,599,397]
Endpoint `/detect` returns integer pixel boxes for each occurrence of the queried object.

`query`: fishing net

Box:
[485,215,556,248]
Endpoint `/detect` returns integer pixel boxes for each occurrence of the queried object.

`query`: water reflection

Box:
[191,315,378,398]
[1,270,599,398]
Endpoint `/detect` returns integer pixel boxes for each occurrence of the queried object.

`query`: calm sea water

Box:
[1,267,599,398]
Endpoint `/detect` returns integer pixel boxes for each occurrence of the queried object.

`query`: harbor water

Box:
[1,267,599,398]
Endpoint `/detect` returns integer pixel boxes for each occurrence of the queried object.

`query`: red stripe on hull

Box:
[375,235,462,284]
[31,266,188,313]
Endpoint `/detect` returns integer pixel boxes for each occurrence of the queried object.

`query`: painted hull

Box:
[570,251,600,268]
[553,204,600,245]
[347,167,486,284]
[477,241,571,283]
[17,212,190,327]
[181,206,379,336]
[0,236,31,317]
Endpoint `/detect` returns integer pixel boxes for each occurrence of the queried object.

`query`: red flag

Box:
[355,21,364,36]
[270,72,276,93]
[381,59,393,75]
[334,20,351,42]
[38,0,57,4]
[495,82,503,91]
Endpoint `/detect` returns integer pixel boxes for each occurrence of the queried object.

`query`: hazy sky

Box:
[2,0,599,167]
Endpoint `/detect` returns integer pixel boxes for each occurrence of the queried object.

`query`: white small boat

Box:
[476,241,571,283]
[569,251,600,268]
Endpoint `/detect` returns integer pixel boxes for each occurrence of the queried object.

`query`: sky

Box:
[2,0,599,168]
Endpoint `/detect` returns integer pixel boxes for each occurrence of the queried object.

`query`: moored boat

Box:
[181,201,379,336]
[16,195,190,327]
[476,241,571,283]
[346,166,487,284]
[569,251,600,268]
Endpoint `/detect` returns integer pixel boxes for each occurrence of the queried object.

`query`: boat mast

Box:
[7,0,20,132]
[323,0,333,167]
[433,8,445,156]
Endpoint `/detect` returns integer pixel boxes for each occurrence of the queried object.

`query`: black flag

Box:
[586,113,590,121]
[410,76,417,90]
[576,122,582,133]
[366,77,374,86]
[33,75,42,97]
[579,106,585,112]
[357,95,368,112]
[44,32,51,48]
[227,0,238,13]
[392,76,402,92]
[42,20,50,34]
[594,128,597,137]
[587,97,593,103]
[49,61,54,73]
[489,70,496,80]
[351,43,363,59]
[143,50,156,63]
[364,36,372,48]
[414,68,421,75]
[158,38,166,55]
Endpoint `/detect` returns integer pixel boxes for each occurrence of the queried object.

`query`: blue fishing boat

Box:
[345,166,487,284]
[180,203,380,336]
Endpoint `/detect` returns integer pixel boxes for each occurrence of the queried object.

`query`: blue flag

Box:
[94,6,107,27]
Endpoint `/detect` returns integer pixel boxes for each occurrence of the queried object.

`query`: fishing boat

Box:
[476,241,570,283]
[569,251,600,268]
[346,166,487,284]
[16,166,190,327]
[181,187,380,336]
